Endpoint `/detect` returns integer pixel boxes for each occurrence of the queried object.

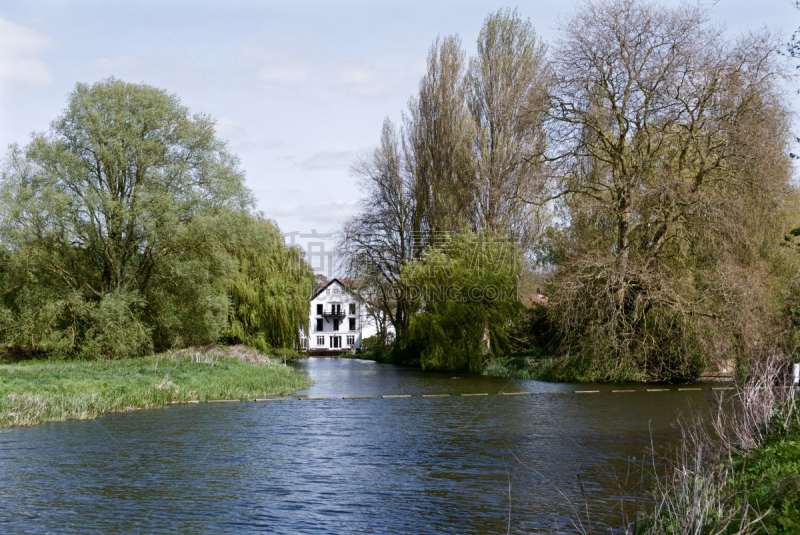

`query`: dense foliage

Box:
[540,0,798,381]
[344,0,800,379]
[0,79,309,358]
[224,215,314,352]
[400,231,522,371]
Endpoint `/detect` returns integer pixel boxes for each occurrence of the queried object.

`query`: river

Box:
[0,357,719,534]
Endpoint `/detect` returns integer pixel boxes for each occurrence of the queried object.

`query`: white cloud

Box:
[0,18,55,88]
[238,45,311,84]
[329,59,397,99]
[258,65,309,83]
[232,136,285,153]
[299,149,357,171]
[84,55,148,74]
[214,116,247,141]
[269,200,358,224]
[165,66,208,94]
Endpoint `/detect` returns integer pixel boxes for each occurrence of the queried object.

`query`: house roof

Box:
[311,278,353,300]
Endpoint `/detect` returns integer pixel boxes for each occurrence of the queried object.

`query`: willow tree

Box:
[0,78,252,358]
[545,0,797,379]
[402,230,521,371]
[224,215,313,352]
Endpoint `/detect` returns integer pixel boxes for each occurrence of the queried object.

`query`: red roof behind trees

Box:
[520,293,549,307]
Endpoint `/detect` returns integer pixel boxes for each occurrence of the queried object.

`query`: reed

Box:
[638,355,798,535]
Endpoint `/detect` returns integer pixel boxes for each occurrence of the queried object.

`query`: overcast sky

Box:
[1,0,798,239]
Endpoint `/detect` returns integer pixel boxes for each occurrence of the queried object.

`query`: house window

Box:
[333,288,340,295]
[349,318,356,331]
[316,336,324,346]
[330,336,341,348]
[326,289,330,296]
[316,318,323,331]
[346,335,355,346]
[316,304,323,315]
[333,319,339,331]
[349,303,356,315]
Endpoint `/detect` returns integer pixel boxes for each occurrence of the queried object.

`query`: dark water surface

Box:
[0,358,717,534]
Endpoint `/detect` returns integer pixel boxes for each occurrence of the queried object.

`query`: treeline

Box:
[0,79,312,359]
[342,0,800,380]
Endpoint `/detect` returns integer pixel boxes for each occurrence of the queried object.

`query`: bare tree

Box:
[546,0,797,378]
[468,8,551,248]
[339,119,420,340]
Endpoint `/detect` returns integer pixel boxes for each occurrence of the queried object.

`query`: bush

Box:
[356,335,393,363]
[507,303,560,353]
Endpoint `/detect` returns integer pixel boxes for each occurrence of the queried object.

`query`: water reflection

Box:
[0,358,715,534]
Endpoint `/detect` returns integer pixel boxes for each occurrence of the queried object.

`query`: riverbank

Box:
[482,353,705,383]
[355,350,649,381]
[726,421,800,534]
[482,353,627,382]
[0,345,312,428]
[481,353,557,380]
[639,358,799,534]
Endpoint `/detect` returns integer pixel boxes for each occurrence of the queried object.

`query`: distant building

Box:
[520,293,549,308]
[300,278,379,354]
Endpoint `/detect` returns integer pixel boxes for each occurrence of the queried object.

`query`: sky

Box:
[1,0,798,246]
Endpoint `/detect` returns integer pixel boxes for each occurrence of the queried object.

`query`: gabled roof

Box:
[311,277,353,300]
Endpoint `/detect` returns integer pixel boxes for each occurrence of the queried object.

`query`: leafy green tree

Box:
[401,231,522,371]
[224,215,313,352]
[0,78,252,358]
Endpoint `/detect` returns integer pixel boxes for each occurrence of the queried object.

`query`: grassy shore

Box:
[482,354,551,380]
[0,345,312,428]
[481,352,621,382]
[482,353,701,383]
[726,422,800,534]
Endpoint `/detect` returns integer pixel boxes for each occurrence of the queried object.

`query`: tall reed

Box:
[639,355,797,535]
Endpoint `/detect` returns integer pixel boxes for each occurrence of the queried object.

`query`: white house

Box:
[300,278,379,353]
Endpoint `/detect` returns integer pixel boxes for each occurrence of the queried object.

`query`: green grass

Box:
[0,346,312,428]
[483,353,656,383]
[482,353,603,381]
[726,425,800,534]
[482,355,544,379]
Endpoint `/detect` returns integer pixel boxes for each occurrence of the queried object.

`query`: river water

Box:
[0,358,718,534]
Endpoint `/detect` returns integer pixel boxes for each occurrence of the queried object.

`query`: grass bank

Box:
[482,352,701,383]
[725,422,800,533]
[482,352,623,382]
[0,345,312,428]
[481,352,559,380]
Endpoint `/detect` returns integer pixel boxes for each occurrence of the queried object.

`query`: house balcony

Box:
[322,310,346,318]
